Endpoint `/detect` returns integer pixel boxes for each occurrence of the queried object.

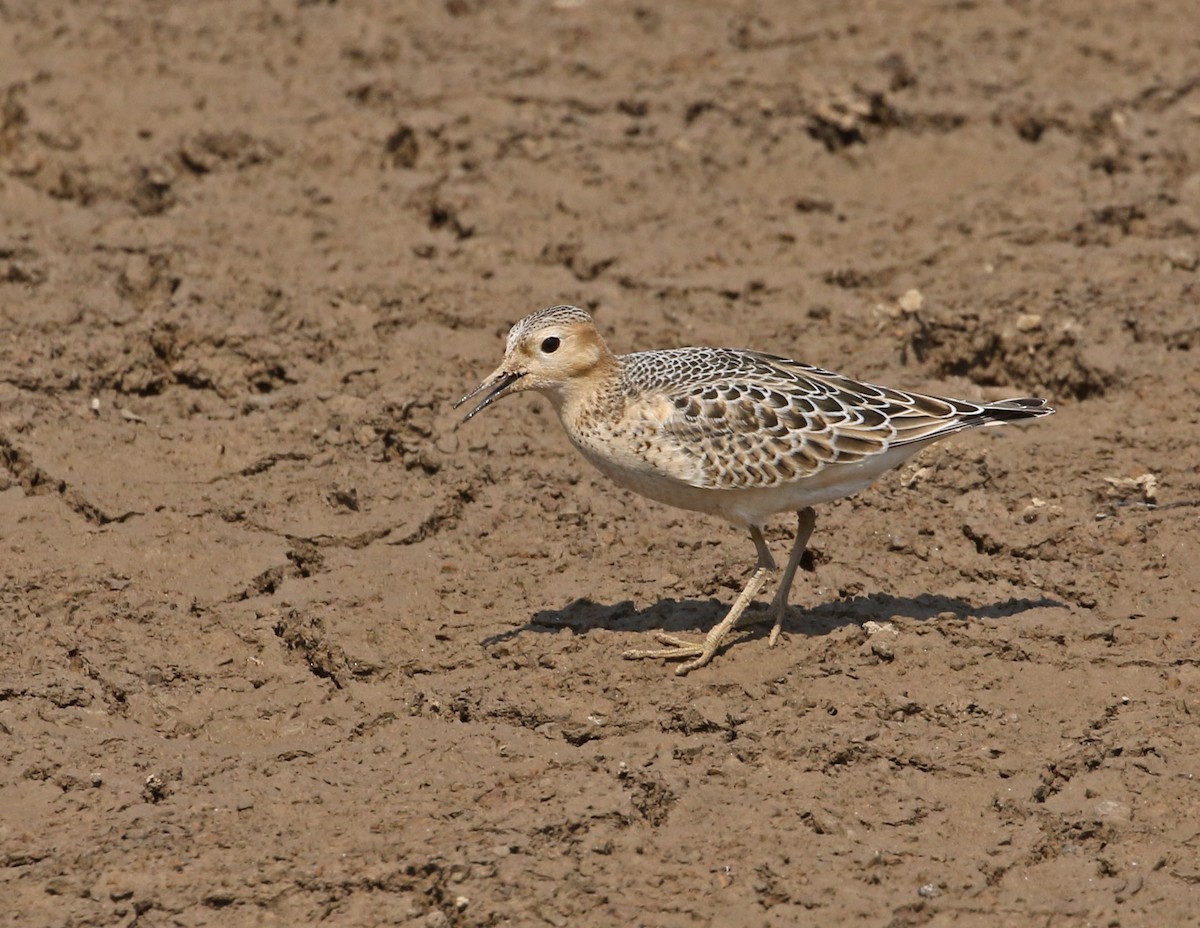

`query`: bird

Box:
[455,304,1053,675]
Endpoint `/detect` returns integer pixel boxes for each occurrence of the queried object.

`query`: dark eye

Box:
[540,336,560,354]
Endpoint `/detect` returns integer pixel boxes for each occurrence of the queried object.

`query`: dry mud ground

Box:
[2,2,1200,926]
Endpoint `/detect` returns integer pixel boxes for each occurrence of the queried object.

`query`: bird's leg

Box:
[623,526,777,675]
[763,507,816,647]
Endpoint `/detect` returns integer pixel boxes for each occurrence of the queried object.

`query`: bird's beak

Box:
[454,366,526,422]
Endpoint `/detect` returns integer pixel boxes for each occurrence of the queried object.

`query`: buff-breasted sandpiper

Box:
[456,305,1053,675]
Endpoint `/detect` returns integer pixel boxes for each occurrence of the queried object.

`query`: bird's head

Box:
[455,305,614,420]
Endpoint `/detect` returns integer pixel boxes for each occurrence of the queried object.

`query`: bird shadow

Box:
[480,591,1067,648]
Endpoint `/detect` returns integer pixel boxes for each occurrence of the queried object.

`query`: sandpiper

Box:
[456,305,1053,675]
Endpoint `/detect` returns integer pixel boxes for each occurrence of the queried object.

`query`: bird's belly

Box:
[572,436,922,528]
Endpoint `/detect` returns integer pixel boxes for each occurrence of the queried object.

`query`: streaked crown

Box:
[506,305,594,353]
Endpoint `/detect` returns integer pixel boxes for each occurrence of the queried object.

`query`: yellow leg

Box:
[623,526,777,675]
[765,507,816,647]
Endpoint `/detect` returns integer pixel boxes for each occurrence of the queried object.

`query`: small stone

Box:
[898,289,923,313]
[870,638,895,662]
[1094,799,1130,822]
[1015,313,1043,332]
[1102,472,1158,504]
[142,773,168,803]
[1165,248,1198,271]
[326,484,359,511]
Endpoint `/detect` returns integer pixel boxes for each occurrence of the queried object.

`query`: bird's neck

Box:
[551,356,626,428]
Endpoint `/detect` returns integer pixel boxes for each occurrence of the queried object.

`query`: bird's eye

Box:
[540,336,560,354]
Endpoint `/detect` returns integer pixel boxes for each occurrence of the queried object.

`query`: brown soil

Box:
[3,2,1199,926]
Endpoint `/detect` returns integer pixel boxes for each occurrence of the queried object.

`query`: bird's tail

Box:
[969,396,1055,426]
[888,394,1054,448]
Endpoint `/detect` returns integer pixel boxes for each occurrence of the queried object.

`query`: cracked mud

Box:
[2,2,1200,926]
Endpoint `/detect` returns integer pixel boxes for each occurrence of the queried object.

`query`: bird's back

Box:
[602,347,1052,494]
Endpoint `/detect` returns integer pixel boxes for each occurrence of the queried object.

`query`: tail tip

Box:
[990,397,1055,419]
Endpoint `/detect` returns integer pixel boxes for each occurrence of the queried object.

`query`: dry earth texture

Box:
[2,1,1199,926]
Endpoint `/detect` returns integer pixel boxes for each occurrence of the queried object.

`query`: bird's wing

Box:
[620,348,988,490]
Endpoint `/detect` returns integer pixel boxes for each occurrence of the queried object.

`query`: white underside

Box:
[573,440,925,529]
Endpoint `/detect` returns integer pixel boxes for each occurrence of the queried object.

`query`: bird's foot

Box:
[622,633,719,676]
[623,605,785,676]
[622,563,774,675]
